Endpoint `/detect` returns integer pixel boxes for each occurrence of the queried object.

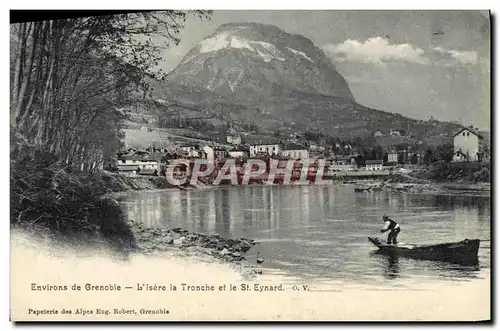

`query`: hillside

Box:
[124,22,462,144]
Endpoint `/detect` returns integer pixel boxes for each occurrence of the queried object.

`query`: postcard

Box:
[9,9,491,322]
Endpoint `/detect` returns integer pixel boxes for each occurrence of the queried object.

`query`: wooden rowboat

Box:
[368,237,480,264]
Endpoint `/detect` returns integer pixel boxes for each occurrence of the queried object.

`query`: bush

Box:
[10,145,136,252]
[423,162,490,183]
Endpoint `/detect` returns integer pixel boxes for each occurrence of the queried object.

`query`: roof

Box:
[229,145,250,152]
[118,164,156,171]
[118,155,159,162]
[365,160,384,164]
[335,155,355,161]
[282,143,308,151]
[250,142,280,146]
[453,127,483,139]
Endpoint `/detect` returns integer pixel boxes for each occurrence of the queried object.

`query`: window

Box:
[467,132,470,136]
[463,132,466,136]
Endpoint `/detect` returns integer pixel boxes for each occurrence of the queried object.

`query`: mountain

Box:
[139,22,461,140]
[167,22,354,103]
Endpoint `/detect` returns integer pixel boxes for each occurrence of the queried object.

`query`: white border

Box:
[2,1,497,330]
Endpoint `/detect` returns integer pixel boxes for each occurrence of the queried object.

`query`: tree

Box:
[397,153,406,165]
[395,142,409,151]
[479,135,490,163]
[10,11,212,172]
[424,148,434,165]
[355,154,365,167]
[368,145,383,160]
[410,153,419,164]
[435,143,454,163]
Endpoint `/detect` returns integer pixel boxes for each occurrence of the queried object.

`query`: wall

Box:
[250,144,279,157]
[329,164,357,171]
[454,130,479,161]
[366,164,383,171]
[387,154,398,163]
[280,149,309,159]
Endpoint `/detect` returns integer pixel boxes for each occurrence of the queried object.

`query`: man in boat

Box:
[380,215,400,245]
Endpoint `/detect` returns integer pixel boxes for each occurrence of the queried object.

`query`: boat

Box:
[368,237,480,264]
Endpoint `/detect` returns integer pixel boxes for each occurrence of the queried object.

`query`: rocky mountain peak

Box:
[167,22,354,102]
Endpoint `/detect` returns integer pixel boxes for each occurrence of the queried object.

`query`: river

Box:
[118,185,491,290]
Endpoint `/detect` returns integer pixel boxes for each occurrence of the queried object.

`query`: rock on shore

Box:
[127,220,258,264]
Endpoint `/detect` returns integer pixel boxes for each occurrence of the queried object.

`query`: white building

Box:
[226,135,242,145]
[179,145,200,158]
[117,155,159,175]
[249,143,280,157]
[279,144,309,159]
[387,153,398,164]
[228,146,249,158]
[365,160,383,171]
[452,128,480,162]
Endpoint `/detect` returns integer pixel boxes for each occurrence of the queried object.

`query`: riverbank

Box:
[380,171,491,196]
[10,162,189,255]
[126,220,264,277]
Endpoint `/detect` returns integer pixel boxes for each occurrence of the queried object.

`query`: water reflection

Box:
[370,250,480,281]
[373,253,401,280]
[119,186,490,284]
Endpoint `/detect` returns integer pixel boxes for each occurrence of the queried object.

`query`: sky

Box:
[158,10,491,130]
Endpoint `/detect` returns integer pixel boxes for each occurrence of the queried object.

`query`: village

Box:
[108,125,489,184]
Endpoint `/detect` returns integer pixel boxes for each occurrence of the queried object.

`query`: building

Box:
[202,146,228,162]
[329,156,357,171]
[333,155,357,165]
[249,143,280,157]
[390,129,401,136]
[279,143,309,159]
[213,147,228,160]
[228,145,249,158]
[179,145,200,158]
[365,160,384,171]
[452,151,468,163]
[226,135,242,145]
[387,152,398,164]
[452,127,481,162]
[373,131,384,137]
[116,155,159,175]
